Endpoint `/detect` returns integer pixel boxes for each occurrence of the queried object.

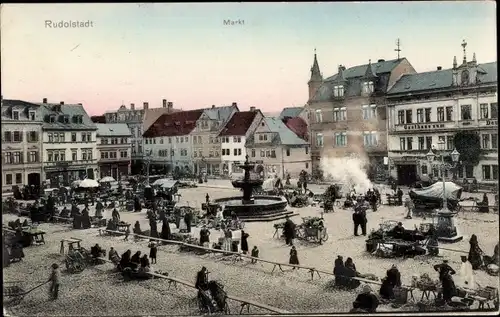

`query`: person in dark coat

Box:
[133,221,141,235]
[379,265,402,300]
[240,230,249,254]
[434,259,456,281]
[184,211,192,233]
[149,218,158,238]
[130,251,141,269]
[71,203,79,217]
[195,266,209,290]
[81,209,91,229]
[161,220,171,241]
[334,256,347,287]
[119,250,131,270]
[353,204,368,236]
[73,211,82,229]
[289,246,299,268]
[345,257,357,272]
[283,216,296,246]
[369,190,378,212]
[396,188,403,206]
[95,200,104,218]
[199,226,211,246]
[134,196,141,212]
[479,193,489,213]
[140,254,150,268]
[468,234,484,270]
[148,241,157,264]
[112,208,120,222]
[353,284,379,313]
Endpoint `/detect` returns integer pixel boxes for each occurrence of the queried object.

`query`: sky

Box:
[1,2,497,115]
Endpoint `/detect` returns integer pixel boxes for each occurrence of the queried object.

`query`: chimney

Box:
[212,105,215,109]
[232,102,237,107]
[60,101,64,105]
[143,102,149,110]
[167,102,173,109]
[250,106,256,111]
[437,66,442,70]
[162,99,167,108]
[130,103,135,110]
[378,59,385,63]
[42,98,47,103]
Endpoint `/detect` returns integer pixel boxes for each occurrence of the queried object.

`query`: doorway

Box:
[396,164,417,186]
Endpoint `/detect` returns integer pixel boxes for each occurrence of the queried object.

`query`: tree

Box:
[453,131,483,166]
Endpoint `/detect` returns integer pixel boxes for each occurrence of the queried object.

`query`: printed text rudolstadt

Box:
[45,20,94,28]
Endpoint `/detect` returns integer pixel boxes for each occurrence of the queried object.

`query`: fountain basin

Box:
[214,195,293,222]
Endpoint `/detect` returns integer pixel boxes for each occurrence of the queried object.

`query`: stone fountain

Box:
[214,155,292,222]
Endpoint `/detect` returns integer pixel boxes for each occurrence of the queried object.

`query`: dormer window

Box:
[333,85,344,97]
[12,110,20,120]
[362,81,374,94]
[28,110,36,121]
[49,115,56,123]
[461,70,470,86]
[73,115,83,124]
[64,115,70,124]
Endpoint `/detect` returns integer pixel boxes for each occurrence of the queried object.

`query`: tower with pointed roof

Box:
[308,49,323,101]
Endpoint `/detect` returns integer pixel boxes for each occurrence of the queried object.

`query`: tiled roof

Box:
[387,62,497,95]
[143,109,203,138]
[311,58,407,102]
[37,103,97,130]
[143,107,181,132]
[282,117,309,141]
[247,117,309,147]
[325,58,405,82]
[202,105,238,121]
[279,107,304,119]
[1,99,41,121]
[96,123,131,137]
[218,111,258,136]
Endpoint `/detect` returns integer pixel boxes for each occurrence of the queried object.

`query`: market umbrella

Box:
[99,176,115,183]
[71,180,82,188]
[78,178,99,188]
[152,178,171,187]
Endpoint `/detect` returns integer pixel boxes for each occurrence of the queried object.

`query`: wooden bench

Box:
[60,238,82,254]
[226,294,290,314]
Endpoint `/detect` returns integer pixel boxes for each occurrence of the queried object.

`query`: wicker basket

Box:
[477,287,498,300]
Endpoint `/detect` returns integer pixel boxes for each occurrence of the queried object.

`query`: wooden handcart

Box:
[3,281,49,306]
[296,217,328,244]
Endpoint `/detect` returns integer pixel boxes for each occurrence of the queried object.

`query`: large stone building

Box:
[246,117,311,178]
[191,104,239,175]
[218,108,263,175]
[386,44,497,185]
[96,123,132,180]
[307,52,417,180]
[38,99,98,187]
[142,109,204,174]
[1,98,44,192]
[104,99,179,174]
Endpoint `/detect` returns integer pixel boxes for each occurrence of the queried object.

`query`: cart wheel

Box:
[322,232,329,242]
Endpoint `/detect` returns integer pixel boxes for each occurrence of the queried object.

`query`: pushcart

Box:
[3,281,49,306]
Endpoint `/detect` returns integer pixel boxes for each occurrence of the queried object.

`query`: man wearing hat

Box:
[47,263,61,300]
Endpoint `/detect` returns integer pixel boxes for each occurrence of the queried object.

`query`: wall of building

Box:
[144,135,193,171]
[96,136,131,179]
[387,91,498,183]
[1,122,44,190]
[221,135,247,174]
[248,145,311,178]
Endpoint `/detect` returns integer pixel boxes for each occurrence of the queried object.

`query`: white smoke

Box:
[320,154,373,194]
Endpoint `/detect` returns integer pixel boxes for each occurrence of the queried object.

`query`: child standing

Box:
[149,241,157,264]
[289,246,299,269]
[251,246,259,264]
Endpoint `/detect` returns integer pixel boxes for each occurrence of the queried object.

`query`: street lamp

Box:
[426,141,461,213]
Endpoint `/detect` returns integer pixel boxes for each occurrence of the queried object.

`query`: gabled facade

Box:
[142,109,203,174]
[37,99,98,187]
[307,52,417,181]
[1,97,44,192]
[246,117,311,178]
[218,108,263,175]
[191,103,239,175]
[386,42,497,185]
[96,123,132,180]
